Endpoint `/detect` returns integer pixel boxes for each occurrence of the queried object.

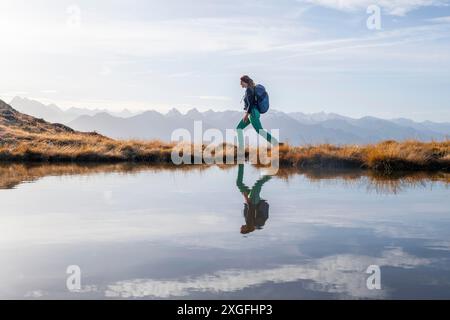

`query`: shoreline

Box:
[1,99,449,174]
[1,139,449,173]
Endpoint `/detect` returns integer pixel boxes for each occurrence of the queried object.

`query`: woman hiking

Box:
[236,75,278,151]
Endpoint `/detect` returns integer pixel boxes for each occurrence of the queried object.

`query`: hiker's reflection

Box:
[236,164,271,235]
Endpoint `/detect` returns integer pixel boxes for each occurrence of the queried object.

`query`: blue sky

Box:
[0,0,450,121]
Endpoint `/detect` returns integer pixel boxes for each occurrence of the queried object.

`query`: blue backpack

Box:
[254,84,270,114]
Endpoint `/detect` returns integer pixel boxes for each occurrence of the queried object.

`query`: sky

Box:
[0,0,450,121]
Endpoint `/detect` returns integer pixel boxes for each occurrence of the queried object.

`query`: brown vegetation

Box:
[1,99,449,172]
[273,140,449,172]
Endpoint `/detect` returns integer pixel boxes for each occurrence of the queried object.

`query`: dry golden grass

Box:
[2,98,448,172]
[1,123,449,172]
[0,125,176,162]
[270,139,450,172]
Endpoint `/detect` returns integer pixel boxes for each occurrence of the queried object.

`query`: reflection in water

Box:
[104,247,427,299]
[1,163,448,194]
[236,164,271,234]
[277,168,449,195]
[0,163,234,190]
[0,163,449,299]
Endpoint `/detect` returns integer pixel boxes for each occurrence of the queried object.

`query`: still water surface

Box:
[0,164,449,299]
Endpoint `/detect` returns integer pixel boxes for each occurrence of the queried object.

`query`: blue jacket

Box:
[243,87,256,113]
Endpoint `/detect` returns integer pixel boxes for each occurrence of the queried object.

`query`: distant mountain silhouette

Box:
[8,97,449,145]
[9,96,136,124]
[69,107,448,145]
[2,98,448,171]
[391,118,450,136]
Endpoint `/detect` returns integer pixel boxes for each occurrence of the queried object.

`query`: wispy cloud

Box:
[0,16,312,58]
[104,248,430,299]
[428,15,450,23]
[276,23,450,65]
[0,0,449,120]
[300,0,449,16]
[20,248,430,299]
[188,95,232,101]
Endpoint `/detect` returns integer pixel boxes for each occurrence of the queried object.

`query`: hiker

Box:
[236,164,271,235]
[236,75,278,150]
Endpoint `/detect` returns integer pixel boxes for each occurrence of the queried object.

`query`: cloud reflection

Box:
[104,248,430,299]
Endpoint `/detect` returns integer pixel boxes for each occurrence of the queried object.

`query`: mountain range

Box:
[9,96,450,145]
[10,96,136,124]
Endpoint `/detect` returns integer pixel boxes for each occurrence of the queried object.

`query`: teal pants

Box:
[236,164,272,205]
[236,108,278,149]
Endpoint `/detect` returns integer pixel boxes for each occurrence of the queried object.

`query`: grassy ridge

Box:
[1,99,449,172]
[276,139,450,172]
[0,128,448,172]
[0,129,176,162]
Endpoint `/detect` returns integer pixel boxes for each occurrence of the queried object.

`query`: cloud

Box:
[104,248,430,299]
[300,0,449,16]
[424,240,450,251]
[276,23,450,64]
[428,15,450,23]
[0,16,312,59]
[188,95,232,101]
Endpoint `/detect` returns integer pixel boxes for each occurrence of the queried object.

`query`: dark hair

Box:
[240,75,256,88]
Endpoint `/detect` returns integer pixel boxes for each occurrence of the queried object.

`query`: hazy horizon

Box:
[6,95,450,123]
[1,0,450,121]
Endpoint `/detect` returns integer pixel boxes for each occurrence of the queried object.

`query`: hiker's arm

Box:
[243,88,249,112]
[243,88,255,113]
[243,112,249,123]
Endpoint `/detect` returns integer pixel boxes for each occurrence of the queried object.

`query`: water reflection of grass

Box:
[0,163,231,189]
[0,126,449,173]
[0,163,447,194]
[277,167,449,194]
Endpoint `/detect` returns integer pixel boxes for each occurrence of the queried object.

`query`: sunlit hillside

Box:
[1,99,449,172]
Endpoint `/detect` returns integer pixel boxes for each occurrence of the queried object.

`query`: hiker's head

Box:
[240,75,255,89]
